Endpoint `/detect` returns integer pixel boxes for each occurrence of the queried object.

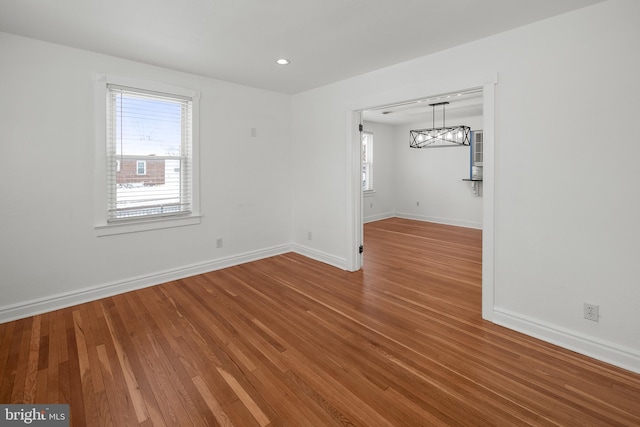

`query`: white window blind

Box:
[106,84,192,222]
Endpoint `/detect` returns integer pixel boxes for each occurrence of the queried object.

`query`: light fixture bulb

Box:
[275,58,290,65]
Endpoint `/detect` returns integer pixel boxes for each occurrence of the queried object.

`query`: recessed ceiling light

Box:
[275,58,290,65]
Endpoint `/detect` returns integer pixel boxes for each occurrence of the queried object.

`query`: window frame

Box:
[362,131,374,192]
[94,74,201,236]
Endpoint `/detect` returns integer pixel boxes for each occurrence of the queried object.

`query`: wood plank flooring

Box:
[1,217,639,426]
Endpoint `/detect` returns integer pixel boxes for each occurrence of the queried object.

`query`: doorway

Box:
[361,88,483,227]
[346,76,496,321]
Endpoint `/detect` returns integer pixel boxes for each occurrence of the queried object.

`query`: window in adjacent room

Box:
[362,131,373,191]
[106,83,193,222]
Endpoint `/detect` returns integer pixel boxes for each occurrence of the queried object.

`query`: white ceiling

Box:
[363,89,484,126]
[0,0,604,94]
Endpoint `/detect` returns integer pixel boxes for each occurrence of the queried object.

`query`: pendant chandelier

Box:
[409,102,470,148]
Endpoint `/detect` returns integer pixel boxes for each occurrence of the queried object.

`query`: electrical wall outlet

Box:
[584,303,599,322]
[416,201,420,207]
[216,238,223,248]
[308,231,312,240]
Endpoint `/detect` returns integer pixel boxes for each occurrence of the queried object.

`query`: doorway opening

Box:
[347,77,496,320]
[361,88,483,226]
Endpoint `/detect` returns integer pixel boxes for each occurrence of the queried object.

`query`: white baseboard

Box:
[291,244,348,270]
[0,244,292,324]
[493,307,640,375]
[394,212,482,230]
[364,213,395,223]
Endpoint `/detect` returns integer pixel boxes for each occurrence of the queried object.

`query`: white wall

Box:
[0,32,292,320]
[394,115,483,228]
[292,0,640,372]
[362,121,395,222]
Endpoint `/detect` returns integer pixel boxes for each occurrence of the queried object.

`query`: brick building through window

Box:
[116,159,166,186]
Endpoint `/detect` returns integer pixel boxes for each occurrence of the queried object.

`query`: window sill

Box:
[364,190,376,197]
[96,214,201,237]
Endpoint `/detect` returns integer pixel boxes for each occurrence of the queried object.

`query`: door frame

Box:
[345,74,497,321]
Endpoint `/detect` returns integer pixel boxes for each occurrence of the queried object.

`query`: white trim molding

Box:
[394,212,482,230]
[481,76,497,322]
[364,213,395,224]
[292,244,349,271]
[493,308,640,375]
[0,245,291,324]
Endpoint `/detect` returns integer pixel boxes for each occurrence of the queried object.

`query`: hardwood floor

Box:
[1,217,639,426]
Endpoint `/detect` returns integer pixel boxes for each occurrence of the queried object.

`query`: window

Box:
[362,131,373,191]
[472,130,484,165]
[95,75,200,235]
[136,160,146,175]
[105,81,194,223]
